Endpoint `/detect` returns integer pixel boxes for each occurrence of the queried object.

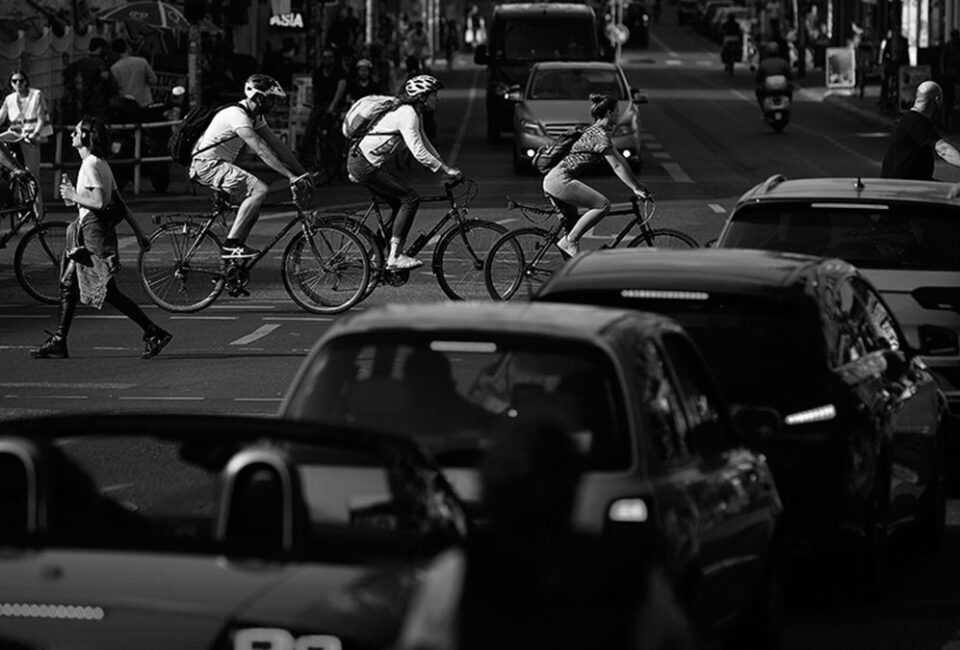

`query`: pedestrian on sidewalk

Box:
[881,81,960,180]
[31,116,172,360]
[880,27,909,111]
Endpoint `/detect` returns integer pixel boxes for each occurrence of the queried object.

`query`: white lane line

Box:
[665,59,683,66]
[234,397,284,402]
[709,204,727,213]
[40,395,89,400]
[170,316,237,320]
[662,162,694,183]
[651,152,672,159]
[648,32,677,57]
[0,382,136,389]
[263,316,333,322]
[230,324,281,346]
[730,89,754,103]
[448,68,480,166]
[118,396,206,401]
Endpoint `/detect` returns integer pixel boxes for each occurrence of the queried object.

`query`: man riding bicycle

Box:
[190,73,310,259]
[346,74,461,270]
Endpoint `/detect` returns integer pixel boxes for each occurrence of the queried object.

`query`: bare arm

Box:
[62,184,108,210]
[256,123,306,175]
[935,138,960,167]
[238,125,297,179]
[604,148,648,196]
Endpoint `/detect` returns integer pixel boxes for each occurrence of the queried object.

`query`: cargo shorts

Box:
[189,158,260,204]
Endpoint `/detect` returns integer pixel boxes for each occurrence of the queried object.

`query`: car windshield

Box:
[496,18,596,61]
[529,68,626,100]
[286,335,629,471]
[723,204,960,271]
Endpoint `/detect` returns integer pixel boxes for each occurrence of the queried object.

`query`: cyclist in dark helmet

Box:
[346,74,462,271]
[190,73,311,260]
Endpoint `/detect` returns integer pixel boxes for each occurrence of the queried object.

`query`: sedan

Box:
[280,301,784,646]
[509,60,647,173]
[0,414,468,650]
[536,248,950,591]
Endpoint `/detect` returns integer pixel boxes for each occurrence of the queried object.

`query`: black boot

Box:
[30,330,68,359]
[142,328,172,359]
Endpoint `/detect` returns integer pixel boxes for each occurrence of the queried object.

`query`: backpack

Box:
[532,126,585,174]
[341,94,401,146]
[167,102,250,167]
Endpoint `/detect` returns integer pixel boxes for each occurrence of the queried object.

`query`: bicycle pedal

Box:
[228,287,251,298]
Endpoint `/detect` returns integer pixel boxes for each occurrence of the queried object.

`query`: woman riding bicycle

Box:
[545,93,649,257]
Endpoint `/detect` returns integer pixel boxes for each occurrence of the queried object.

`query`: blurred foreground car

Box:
[716,175,960,444]
[281,301,784,647]
[0,414,467,650]
[536,248,950,588]
[509,61,647,173]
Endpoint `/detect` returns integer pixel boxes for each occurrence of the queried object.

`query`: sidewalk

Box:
[797,66,901,130]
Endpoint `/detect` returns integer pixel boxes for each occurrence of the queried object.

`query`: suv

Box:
[280,301,784,645]
[475,3,601,143]
[716,175,960,444]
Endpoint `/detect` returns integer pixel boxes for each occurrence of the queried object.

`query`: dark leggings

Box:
[347,152,421,241]
[55,276,155,340]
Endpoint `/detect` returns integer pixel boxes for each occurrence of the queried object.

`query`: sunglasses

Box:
[11,78,25,84]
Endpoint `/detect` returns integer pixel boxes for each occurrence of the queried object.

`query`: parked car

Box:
[509,60,647,173]
[716,175,960,450]
[475,2,601,143]
[535,248,951,589]
[281,301,784,646]
[0,414,468,650]
[624,0,651,47]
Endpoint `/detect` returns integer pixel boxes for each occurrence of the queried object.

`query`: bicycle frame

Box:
[0,204,39,249]
[507,195,653,249]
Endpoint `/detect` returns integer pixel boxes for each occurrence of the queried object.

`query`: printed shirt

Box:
[193,104,265,164]
[77,155,116,226]
[358,104,443,171]
[559,123,611,176]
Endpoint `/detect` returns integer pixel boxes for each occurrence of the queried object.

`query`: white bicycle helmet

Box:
[244,74,286,101]
[404,74,442,98]
[356,58,373,69]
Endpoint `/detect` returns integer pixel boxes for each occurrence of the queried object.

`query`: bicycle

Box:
[0,132,67,304]
[307,109,348,186]
[314,176,507,302]
[484,194,698,301]
[137,188,370,315]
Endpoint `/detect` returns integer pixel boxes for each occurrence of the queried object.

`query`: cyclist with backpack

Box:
[543,93,649,257]
[189,74,309,259]
[345,74,461,270]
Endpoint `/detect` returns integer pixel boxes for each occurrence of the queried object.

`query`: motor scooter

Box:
[760,74,792,133]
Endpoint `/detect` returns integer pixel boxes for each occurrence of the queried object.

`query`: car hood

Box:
[0,549,418,649]
[520,100,594,124]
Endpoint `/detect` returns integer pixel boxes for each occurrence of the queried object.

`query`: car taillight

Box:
[784,404,836,426]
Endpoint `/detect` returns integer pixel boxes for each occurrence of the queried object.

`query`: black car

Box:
[624,0,651,48]
[536,248,950,588]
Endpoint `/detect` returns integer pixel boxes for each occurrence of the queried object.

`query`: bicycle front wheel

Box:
[316,213,384,298]
[484,227,563,301]
[434,219,507,301]
[14,220,68,304]
[627,228,699,249]
[138,223,225,312]
[282,224,370,314]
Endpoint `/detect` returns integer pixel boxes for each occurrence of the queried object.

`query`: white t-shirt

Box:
[77,155,115,225]
[358,104,443,171]
[193,104,265,164]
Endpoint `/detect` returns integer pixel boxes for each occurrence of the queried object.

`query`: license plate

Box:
[774,111,782,120]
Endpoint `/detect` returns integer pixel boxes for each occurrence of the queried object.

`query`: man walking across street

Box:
[881,80,960,180]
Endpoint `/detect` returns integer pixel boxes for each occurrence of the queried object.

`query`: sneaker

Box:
[557,235,580,258]
[31,331,68,359]
[220,244,259,259]
[142,328,172,359]
[385,254,424,270]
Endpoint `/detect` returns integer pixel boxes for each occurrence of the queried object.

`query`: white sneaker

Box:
[386,254,424,270]
[557,235,579,257]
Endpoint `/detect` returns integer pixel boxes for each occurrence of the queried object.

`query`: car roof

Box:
[318,301,673,342]
[531,61,622,72]
[494,3,596,17]
[542,248,855,298]
[736,175,960,209]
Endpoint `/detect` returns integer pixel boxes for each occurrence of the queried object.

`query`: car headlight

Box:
[233,628,342,650]
[519,118,545,136]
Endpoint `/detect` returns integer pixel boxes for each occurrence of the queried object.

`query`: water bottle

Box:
[60,173,75,206]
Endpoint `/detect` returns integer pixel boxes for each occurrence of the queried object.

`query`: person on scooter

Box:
[754,41,793,116]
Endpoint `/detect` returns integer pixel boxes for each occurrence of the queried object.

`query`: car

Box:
[280,301,785,646]
[0,413,468,650]
[535,247,951,588]
[509,60,647,173]
[624,0,651,48]
[716,175,960,450]
[475,2,602,144]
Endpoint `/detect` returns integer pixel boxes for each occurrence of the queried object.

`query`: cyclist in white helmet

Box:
[346,73,462,270]
[190,74,309,259]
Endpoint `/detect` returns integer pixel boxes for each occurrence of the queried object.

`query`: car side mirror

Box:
[733,405,782,440]
[504,84,522,102]
[917,324,960,357]
[631,88,649,104]
[474,44,488,65]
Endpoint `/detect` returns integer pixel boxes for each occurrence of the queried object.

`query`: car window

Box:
[496,17,596,61]
[831,278,891,363]
[722,204,960,271]
[530,68,626,100]
[633,338,692,465]
[288,337,630,471]
[660,333,729,456]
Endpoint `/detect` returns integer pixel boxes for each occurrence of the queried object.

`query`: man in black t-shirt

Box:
[881,81,960,180]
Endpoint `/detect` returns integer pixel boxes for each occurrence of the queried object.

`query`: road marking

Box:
[648,32,677,57]
[729,89,754,103]
[0,315,45,319]
[263,316,333,322]
[645,142,664,150]
[709,203,727,213]
[662,162,694,183]
[791,123,881,167]
[118,396,206,401]
[36,395,88,400]
[169,316,237,320]
[0,382,136,389]
[211,304,275,310]
[651,151,672,159]
[76,315,128,320]
[665,59,682,65]
[448,68,480,166]
[230,324,281,346]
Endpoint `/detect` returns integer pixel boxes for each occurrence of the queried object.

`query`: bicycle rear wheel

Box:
[484,227,563,301]
[316,213,384,298]
[627,228,699,248]
[138,223,225,312]
[282,223,370,314]
[14,220,68,304]
[434,219,507,301]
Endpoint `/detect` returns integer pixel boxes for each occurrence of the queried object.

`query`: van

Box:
[474,3,601,143]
